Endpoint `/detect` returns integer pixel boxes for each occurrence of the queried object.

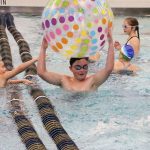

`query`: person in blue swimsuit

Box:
[114,17,140,57]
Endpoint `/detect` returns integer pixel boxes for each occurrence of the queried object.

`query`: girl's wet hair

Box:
[70,57,89,66]
[125,17,140,40]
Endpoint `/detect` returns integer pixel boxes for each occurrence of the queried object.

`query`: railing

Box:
[0,0,150,8]
[0,0,48,7]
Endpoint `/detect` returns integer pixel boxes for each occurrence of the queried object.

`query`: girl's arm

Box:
[5,57,38,80]
[7,79,34,85]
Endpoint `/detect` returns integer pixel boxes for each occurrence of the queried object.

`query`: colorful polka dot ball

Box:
[42,0,114,59]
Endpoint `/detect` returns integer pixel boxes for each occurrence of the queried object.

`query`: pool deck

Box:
[109,0,150,16]
[109,0,150,8]
[0,0,150,16]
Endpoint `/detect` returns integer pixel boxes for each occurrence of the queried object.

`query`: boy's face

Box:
[70,58,88,81]
[0,61,6,74]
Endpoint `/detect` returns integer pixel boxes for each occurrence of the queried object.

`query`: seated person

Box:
[0,57,38,88]
[113,44,139,75]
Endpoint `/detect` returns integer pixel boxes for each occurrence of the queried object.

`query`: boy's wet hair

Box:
[69,57,89,66]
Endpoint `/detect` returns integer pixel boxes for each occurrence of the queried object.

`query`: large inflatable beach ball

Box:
[42,0,114,59]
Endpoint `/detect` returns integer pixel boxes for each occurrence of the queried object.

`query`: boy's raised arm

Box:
[37,38,63,86]
[92,29,114,87]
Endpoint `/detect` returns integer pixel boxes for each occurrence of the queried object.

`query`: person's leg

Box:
[0,13,6,28]
[0,14,13,70]
[5,13,15,29]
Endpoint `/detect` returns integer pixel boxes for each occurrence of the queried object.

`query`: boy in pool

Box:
[0,57,38,88]
[37,30,114,92]
[113,44,139,75]
[114,17,140,57]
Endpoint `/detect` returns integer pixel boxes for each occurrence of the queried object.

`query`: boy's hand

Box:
[41,38,48,50]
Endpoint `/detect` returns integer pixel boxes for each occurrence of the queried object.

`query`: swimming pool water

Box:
[0,14,150,150]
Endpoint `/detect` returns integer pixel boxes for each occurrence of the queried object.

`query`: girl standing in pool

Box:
[114,17,140,57]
